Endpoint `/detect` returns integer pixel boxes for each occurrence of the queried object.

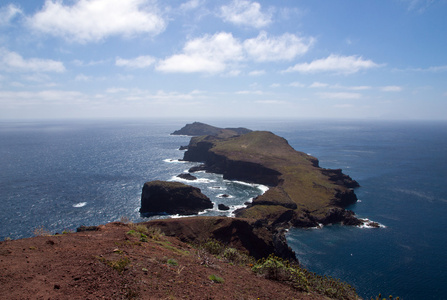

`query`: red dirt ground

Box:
[0,222,327,300]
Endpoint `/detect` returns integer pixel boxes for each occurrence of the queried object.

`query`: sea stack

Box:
[140,181,213,216]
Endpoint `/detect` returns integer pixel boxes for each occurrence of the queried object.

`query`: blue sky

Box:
[0,0,446,120]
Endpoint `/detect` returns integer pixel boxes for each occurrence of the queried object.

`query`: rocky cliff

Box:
[140,181,213,216]
[171,121,252,137]
[146,217,295,261]
[182,130,364,228]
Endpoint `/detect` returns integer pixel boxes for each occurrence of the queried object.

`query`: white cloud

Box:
[402,0,436,12]
[289,81,305,88]
[333,103,354,108]
[72,59,107,67]
[75,74,91,81]
[255,100,285,104]
[156,32,243,73]
[318,92,362,99]
[116,56,156,68]
[180,0,202,11]
[285,54,380,74]
[0,4,22,26]
[0,90,85,103]
[220,0,272,28]
[243,31,314,62]
[156,30,316,74]
[236,90,264,95]
[406,65,447,72]
[309,82,329,88]
[28,0,166,43]
[249,70,266,76]
[0,48,65,73]
[341,85,372,91]
[381,85,403,92]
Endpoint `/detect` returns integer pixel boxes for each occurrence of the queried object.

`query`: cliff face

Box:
[146,217,295,261]
[171,122,252,137]
[183,130,362,228]
[140,181,213,216]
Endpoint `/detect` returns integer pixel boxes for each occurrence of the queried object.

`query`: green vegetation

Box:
[208,274,224,283]
[166,258,178,266]
[126,224,163,243]
[126,230,148,242]
[98,256,131,274]
[198,239,254,266]
[194,131,354,223]
[252,254,358,300]
[146,226,165,240]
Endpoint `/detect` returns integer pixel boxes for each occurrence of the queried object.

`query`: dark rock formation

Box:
[140,181,213,216]
[188,164,207,173]
[179,145,188,150]
[218,204,230,210]
[321,168,360,189]
[177,173,197,181]
[171,122,251,137]
[145,217,296,261]
[76,225,99,232]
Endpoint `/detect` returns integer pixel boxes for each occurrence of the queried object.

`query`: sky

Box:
[0,0,446,120]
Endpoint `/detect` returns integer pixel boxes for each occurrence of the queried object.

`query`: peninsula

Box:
[181,126,368,228]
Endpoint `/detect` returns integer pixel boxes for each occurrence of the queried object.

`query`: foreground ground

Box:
[0,222,331,300]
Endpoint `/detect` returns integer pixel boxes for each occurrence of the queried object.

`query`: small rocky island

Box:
[140,181,213,215]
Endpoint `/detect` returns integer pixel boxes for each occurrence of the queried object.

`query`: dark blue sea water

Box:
[1,119,446,299]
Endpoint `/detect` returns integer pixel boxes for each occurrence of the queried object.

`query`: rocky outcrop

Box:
[140,181,213,216]
[218,204,230,210]
[177,173,197,181]
[146,217,296,261]
[171,122,252,137]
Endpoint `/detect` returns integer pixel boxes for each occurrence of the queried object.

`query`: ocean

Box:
[0,119,446,299]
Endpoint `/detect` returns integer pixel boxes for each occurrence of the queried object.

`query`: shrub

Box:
[98,256,131,273]
[252,254,358,298]
[167,258,178,266]
[209,274,224,283]
[33,225,52,237]
[147,226,164,240]
[197,239,254,266]
[201,239,225,256]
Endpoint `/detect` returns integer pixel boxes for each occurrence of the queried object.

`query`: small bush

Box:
[201,239,225,255]
[147,226,164,240]
[197,239,254,266]
[98,256,131,273]
[252,254,357,298]
[33,225,52,237]
[167,258,178,266]
[126,230,148,242]
[209,274,224,283]
[120,216,131,224]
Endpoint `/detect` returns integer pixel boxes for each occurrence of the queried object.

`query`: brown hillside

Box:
[0,222,329,300]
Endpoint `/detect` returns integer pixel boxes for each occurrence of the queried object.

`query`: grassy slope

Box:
[209,131,348,220]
